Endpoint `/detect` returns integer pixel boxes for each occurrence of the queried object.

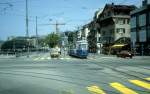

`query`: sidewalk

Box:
[88,53,150,60]
[0,55,15,59]
[88,53,116,59]
[133,56,150,59]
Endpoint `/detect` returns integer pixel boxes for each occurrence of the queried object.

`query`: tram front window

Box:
[80,44,87,50]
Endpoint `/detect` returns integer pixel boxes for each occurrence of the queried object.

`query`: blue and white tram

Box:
[69,40,88,58]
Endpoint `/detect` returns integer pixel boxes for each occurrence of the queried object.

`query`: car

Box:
[50,48,60,58]
[117,50,133,58]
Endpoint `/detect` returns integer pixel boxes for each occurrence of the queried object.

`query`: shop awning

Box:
[111,44,126,48]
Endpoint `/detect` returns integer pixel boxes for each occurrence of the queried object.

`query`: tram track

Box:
[92,60,150,83]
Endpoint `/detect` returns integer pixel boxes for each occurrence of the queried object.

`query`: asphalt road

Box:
[0,54,150,94]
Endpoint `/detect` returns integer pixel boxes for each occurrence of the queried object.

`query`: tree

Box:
[45,33,60,48]
[38,38,45,47]
[1,39,35,52]
[68,32,74,44]
[87,30,97,53]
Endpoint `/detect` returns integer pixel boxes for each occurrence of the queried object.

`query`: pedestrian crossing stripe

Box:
[129,80,150,90]
[87,85,106,94]
[60,58,64,60]
[110,82,138,94]
[33,57,71,61]
[145,77,150,81]
[46,57,51,60]
[33,57,41,60]
[33,57,49,61]
[41,57,45,60]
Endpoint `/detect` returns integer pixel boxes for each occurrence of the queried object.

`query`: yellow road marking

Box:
[129,80,150,90]
[145,77,150,81]
[87,85,106,94]
[110,82,138,94]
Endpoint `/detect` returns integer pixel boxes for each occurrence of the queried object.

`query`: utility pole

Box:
[26,0,29,37]
[36,16,39,51]
[26,0,29,57]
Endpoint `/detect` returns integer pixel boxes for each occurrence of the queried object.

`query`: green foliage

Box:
[87,30,97,53]
[45,33,60,48]
[1,39,35,51]
[38,38,45,47]
[68,32,75,44]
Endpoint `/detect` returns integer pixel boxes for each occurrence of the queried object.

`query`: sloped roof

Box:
[106,4,137,11]
[99,4,137,18]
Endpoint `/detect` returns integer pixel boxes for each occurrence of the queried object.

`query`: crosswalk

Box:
[87,86,106,94]
[33,56,71,61]
[145,77,150,81]
[87,77,150,94]
[110,82,138,94]
[129,80,150,90]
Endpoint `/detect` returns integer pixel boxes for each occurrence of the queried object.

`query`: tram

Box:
[68,40,88,58]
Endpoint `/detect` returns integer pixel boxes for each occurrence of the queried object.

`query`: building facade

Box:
[131,0,150,55]
[98,3,136,44]
[76,26,90,41]
[87,8,102,53]
[96,3,136,54]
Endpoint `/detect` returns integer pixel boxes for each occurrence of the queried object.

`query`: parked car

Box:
[117,50,133,58]
[50,48,60,58]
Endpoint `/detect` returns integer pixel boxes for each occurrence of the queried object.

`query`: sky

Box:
[0,0,141,40]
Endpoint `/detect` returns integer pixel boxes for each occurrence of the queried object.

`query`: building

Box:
[76,29,82,41]
[81,25,90,41]
[97,3,136,54]
[60,32,68,48]
[93,9,103,54]
[0,40,4,50]
[87,20,101,53]
[6,36,46,50]
[76,26,90,41]
[86,8,103,53]
[131,0,150,55]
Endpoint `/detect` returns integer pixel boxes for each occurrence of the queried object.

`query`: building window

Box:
[131,31,136,42]
[127,19,130,24]
[148,0,150,4]
[102,31,105,35]
[139,14,146,26]
[107,11,111,16]
[149,12,150,24]
[116,18,125,25]
[131,17,136,28]
[148,26,150,41]
[139,28,146,42]
[116,28,125,33]
[131,31,136,48]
